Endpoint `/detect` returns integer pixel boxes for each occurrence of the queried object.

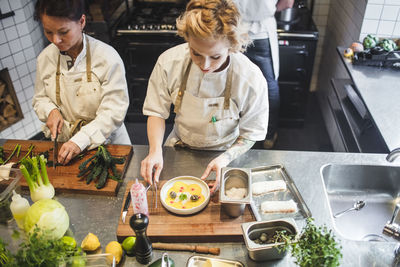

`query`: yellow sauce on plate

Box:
[165,181,205,209]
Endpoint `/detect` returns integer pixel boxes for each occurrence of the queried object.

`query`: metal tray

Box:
[186,255,244,267]
[250,165,311,221]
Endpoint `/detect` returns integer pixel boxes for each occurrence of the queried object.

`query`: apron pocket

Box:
[75,81,101,117]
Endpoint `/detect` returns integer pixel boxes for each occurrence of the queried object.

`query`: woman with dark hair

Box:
[32,0,131,164]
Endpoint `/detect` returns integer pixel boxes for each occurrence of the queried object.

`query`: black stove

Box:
[276,8,318,40]
[117,2,185,34]
[114,3,319,125]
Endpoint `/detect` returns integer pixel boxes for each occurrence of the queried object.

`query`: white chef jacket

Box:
[234,0,280,79]
[33,34,130,150]
[143,43,269,148]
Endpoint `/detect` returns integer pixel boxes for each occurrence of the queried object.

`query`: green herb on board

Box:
[277,218,342,267]
[77,145,126,189]
[179,193,188,201]
[3,144,21,165]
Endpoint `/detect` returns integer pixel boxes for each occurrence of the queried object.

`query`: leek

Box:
[20,155,55,202]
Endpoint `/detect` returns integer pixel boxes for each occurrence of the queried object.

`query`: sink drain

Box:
[362,234,388,242]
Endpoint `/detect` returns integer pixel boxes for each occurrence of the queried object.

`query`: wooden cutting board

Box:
[2,139,133,196]
[116,180,256,243]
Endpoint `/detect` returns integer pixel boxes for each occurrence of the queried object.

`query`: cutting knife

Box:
[53,131,58,169]
[122,191,131,223]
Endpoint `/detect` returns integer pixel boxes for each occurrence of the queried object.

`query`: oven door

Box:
[114,34,184,122]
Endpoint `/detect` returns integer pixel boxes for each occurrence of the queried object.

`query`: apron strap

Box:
[223,62,232,110]
[56,54,61,106]
[85,35,92,82]
[174,60,192,113]
[174,57,233,113]
[70,118,88,137]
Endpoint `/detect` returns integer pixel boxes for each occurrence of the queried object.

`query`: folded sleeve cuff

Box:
[70,132,91,151]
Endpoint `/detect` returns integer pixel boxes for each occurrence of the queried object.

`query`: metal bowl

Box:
[219,167,251,217]
[241,218,299,261]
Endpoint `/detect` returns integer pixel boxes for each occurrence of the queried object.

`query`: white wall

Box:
[0,0,45,140]
[361,0,400,40]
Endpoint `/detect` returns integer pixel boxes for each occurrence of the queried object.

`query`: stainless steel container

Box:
[241,218,299,262]
[276,8,298,22]
[186,255,244,267]
[220,167,251,217]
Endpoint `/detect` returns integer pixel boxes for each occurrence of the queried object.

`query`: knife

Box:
[53,131,58,169]
[122,191,131,223]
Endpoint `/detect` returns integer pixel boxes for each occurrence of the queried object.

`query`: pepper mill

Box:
[130,213,153,264]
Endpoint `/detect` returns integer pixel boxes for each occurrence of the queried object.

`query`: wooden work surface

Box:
[117,180,256,243]
[2,139,133,196]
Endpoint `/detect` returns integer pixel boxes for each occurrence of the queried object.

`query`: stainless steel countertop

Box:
[1,145,398,266]
[338,47,400,151]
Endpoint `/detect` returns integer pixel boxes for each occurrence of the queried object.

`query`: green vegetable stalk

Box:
[20,155,55,202]
[3,144,21,165]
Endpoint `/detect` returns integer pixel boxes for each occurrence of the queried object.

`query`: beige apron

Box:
[43,36,130,145]
[164,59,240,150]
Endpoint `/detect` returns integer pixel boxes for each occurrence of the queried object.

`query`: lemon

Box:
[61,236,77,249]
[122,236,136,255]
[105,241,123,264]
[81,233,100,252]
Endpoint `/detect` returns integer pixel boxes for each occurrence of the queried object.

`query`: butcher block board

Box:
[117,180,256,243]
[2,139,133,196]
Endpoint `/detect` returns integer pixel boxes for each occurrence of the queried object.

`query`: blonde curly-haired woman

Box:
[141,0,269,193]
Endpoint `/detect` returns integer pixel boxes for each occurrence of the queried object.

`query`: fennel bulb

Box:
[20,155,55,202]
[24,198,69,240]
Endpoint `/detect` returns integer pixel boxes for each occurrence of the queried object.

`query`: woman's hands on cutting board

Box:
[58,141,81,165]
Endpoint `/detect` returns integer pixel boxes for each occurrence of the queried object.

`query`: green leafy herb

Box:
[1,227,85,267]
[179,193,188,201]
[277,218,342,267]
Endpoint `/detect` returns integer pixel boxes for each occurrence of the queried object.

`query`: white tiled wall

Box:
[0,0,46,139]
[360,0,400,39]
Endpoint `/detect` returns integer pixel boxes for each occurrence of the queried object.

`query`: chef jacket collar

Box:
[200,55,231,78]
[59,33,87,67]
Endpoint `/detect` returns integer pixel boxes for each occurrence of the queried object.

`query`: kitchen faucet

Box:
[386,148,400,162]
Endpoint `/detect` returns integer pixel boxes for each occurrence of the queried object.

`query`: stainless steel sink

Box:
[321,164,400,242]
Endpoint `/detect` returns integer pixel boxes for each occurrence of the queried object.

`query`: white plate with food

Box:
[160,176,210,215]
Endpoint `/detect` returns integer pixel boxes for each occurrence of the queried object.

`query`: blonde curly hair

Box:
[176,0,249,53]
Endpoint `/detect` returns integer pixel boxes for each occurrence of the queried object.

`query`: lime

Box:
[70,257,86,267]
[61,236,77,249]
[122,236,136,255]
